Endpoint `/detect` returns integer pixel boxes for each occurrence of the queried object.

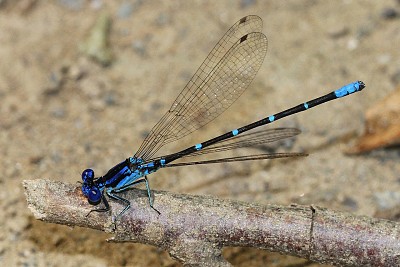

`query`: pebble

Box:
[327,26,349,39]
[51,107,66,118]
[390,69,400,85]
[58,0,83,10]
[347,38,359,50]
[44,71,63,96]
[341,196,358,210]
[90,0,103,10]
[374,191,400,210]
[377,54,391,65]
[0,244,5,256]
[103,91,117,106]
[69,64,87,81]
[240,0,256,9]
[155,13,170,26]
[132,40,147,56]
[356,23,374,38]
[381,7,399,19]
[117,2,134,19]
[51,151,62,164]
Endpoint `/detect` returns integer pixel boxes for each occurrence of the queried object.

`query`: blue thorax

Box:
[81,157,161,204]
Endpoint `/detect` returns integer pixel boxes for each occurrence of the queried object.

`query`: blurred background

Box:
[1,0,399,266]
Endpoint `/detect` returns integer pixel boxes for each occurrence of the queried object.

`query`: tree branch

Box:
[23,179,400,266]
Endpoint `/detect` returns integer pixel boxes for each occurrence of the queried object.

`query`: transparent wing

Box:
[135,15,267,160]
[173,128,301,158]
[163,153,307,168]
[144,128,302,165]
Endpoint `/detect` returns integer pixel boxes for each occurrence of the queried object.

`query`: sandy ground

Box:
[1,0,399,266]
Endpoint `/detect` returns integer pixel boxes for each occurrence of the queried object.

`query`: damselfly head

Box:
[81,169,102,205]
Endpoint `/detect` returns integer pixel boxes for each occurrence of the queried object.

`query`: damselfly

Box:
[81,15,365,219]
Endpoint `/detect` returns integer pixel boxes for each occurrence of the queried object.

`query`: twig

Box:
[23,179,400,266]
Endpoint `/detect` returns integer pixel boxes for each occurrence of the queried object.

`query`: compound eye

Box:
[88,186,102,205]
[82,169,94,183]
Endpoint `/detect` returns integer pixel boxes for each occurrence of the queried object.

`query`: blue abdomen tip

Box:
[334,81,365,98]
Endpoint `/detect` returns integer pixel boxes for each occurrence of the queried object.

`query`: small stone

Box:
[117,2,134,19]
[69,64,86,81]
[132,40,147,56]
[390,69,400,85]
[155,13,170,26]
[51,151,62,163]
[328,26,349,39]
[374,191,400,210]
[29,155,43,165]
[240,0,256,8]
[377,54,391,65]
[58,0,83,10]
[44,71,63,96]
[90,0,103,10]
[347,38,358,50]
[103,91,117,106]
[381,7,399,19]
[342,196,358,210]
[51,107,66,118]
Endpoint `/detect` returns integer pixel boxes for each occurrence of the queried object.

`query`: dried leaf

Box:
[347,85,400,154]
